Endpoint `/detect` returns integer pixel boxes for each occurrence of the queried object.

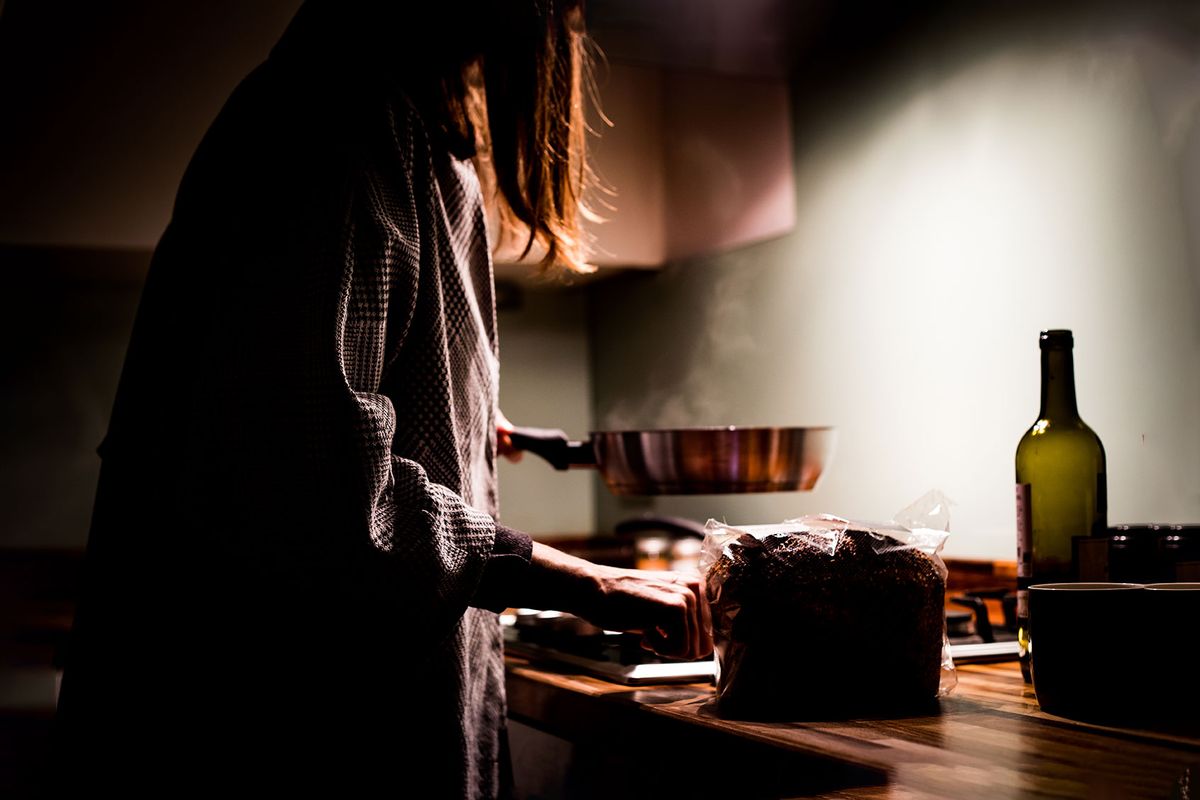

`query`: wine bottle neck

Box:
[1039,347,1079,419]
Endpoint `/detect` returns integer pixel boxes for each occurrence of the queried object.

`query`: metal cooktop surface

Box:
[502,599,1021,686]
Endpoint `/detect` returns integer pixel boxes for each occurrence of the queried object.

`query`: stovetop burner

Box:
[943,588,1022,662]
[501,612,716,685]
[504,588,1022,685]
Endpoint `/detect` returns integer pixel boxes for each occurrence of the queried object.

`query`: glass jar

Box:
[634,535,671,571]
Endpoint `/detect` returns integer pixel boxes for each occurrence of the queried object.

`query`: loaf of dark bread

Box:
[706,527,946,719]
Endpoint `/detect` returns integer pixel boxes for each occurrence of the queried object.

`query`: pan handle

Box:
[507,427,597,471]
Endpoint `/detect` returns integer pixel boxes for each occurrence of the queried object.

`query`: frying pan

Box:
[508,426,836,496]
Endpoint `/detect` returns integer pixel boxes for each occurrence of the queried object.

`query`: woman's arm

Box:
[485,413,712,659]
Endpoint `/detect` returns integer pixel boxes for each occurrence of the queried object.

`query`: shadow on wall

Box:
[0,246,148,550]
[0,0,303,249]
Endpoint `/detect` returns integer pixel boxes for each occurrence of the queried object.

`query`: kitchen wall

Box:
[589,10,1200,560]
[496,288,595,537]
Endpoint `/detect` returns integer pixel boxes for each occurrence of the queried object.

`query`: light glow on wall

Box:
[591,29,1200,559]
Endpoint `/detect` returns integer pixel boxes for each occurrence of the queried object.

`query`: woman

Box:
[48,2,710,798]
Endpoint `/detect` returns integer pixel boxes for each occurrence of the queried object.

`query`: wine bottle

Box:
[1015,329,1107,683]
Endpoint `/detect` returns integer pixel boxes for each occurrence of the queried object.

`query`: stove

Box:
[943,587,1023,662]
[502,610,716,685]
[502,589,1021,685]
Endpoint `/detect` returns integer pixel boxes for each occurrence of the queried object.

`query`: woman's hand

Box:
[496,410,523,463]
[519,542,713,661]
[580,564,714,660]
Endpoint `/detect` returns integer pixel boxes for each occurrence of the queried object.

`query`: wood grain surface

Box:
[506,657,1200,799]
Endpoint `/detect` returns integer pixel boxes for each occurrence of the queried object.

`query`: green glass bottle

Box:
[1015,330,1107,683]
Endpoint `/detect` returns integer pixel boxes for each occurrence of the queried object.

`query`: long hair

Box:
[280,2,599,273]
[447,1,599,274]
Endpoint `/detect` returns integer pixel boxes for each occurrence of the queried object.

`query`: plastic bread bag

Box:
[699,490,957,720]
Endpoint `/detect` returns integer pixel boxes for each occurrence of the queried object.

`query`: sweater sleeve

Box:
[328,95,516,638]
[470,526,534,613]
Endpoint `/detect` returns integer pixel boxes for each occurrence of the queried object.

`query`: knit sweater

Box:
[49,14,526,798]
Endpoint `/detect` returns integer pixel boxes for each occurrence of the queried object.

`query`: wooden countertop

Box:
[505,655,1200,799]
